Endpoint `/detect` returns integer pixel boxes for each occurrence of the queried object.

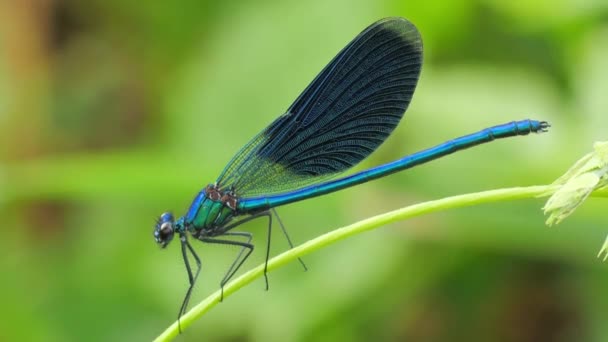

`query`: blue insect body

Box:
[153,17,549,326]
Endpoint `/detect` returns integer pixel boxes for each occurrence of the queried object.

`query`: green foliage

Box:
[1,1,607,341]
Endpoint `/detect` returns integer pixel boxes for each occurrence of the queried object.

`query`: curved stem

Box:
[154,184,606,341]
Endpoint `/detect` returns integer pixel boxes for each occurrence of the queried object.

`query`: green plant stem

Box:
[154,184,605,341]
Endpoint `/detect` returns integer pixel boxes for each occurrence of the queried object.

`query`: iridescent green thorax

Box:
[183,184,239,233]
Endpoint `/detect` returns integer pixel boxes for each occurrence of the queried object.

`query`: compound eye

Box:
[160,212,174,222]
[160,221,173,238]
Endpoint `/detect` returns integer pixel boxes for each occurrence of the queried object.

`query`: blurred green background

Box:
[1,0,607,341]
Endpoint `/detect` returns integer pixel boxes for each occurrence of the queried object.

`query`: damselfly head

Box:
[154,212,175,248]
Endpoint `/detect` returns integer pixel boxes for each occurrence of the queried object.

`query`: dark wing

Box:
[216,17,423,197]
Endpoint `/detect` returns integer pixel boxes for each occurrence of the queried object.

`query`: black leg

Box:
[221,211,274,291]
[199,235,254,301]
[263,212,272,290]
[220,211,270,231]
[219,232,253,283]
[177,234,201,333]
[271,208,308,271]
[199,209,307,302]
